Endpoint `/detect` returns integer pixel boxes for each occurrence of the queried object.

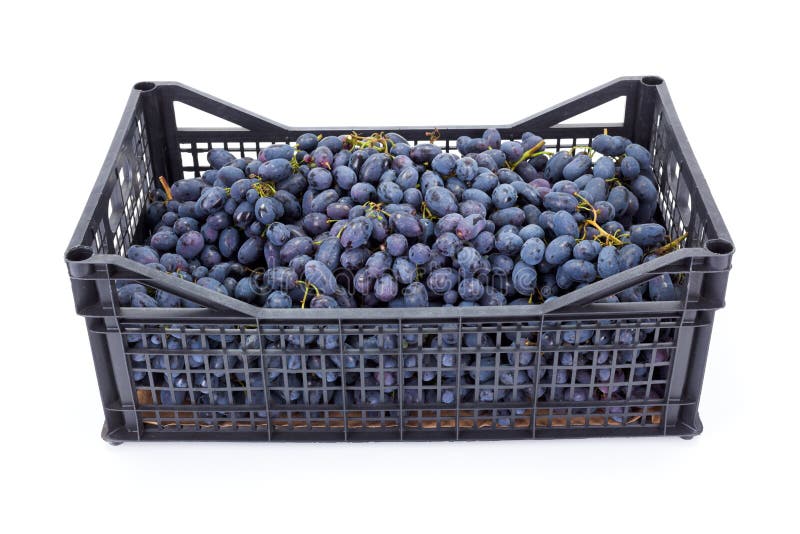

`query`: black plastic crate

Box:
[65,76,733,444]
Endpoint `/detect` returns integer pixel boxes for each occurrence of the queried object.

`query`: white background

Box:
[2,1,797,532]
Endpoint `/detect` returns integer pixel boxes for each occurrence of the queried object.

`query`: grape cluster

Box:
[122,129,685,311]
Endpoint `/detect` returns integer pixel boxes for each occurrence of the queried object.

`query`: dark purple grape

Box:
[385,233,408,257]
[560,259,597,283]
[562,154,592,181]
[208,148,236,170]
[458,278,485,302]
[354,268,374,294]
[257,159,292,182]
[618,244,644,270]
[340,247,370,270]
[175,231,204,259]
[543,191,579,212]
[544,151,572,182]
[410,143,441,164]
[365,251,393,278]
[471,231,495,254]
[308,167,333,190]
[426,267,459,294]
[434,232,462,257]
[408,243,432,265]
[360,153,391,183]
[374,273,398,302]
[280,236,314,263]
[304,260,337,295]
[553,210,579,237]
[494,231,523,255]
[237,236,264,265]
[629,223,666,247]
[424,186,458,217]
[315,237,342,270]
[520,237,546,266]
[403,281,429,307]
[340,216,373,248]
[544,235,574,265]
[393,257,417,285]
[489,207,526,227]
[455,213,486,240]
[156,253,186,273]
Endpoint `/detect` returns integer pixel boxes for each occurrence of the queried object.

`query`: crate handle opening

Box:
[133,81,156,92]
[642,76,664,86]
[66,245,93,262]
[704,238,734,255]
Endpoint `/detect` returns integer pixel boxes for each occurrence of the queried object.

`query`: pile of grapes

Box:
[121,129,685,310]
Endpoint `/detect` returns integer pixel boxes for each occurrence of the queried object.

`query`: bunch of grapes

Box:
[122,128,685,311]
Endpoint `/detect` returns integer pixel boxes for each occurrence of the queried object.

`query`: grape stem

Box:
[568,145,594,156]
[425,128,441,143]
[253,181,276,197]
[508,140,546,171]
[158,176,173,201]
[573,192,627,247]
[295,280,320,309]
[652,232,688,255]
[419,201,438,221]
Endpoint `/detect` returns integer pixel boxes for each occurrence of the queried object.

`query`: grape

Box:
[408,243,432,265]
[393,257,416,285]
[544,235,574,265]
[315,237,342,270]
[618,243,643,270]
[280,236,314,264]
[175,231,204,259]
[431,152,458,176]
[208,148,236,169]
[625,143,651,167]
[573,240,601,261]
[494,231,523,255]
[553,210,580,237]
[374,274,398,302]
[304,260,337,295]
[560,259,597,283]
[458,278,484,301]
[385,233,408,257]
[424,186,458,217]
[490,207,526,227]
[340,216,373,248]
[543,192,579,212]
[511,261,537,295]
[629,223,666,247]
[410,143,441,164]
[648,274,677,301]
[150,230,178,252]
[427,267,459,294]
[360,153,391,183]
[592,156,615,179]
[365,251,392,278]
[308,167,333,190]
[520,237,545,266]
[390,212,423,238]
[434,232,462,257]
[630,175,658,204]
[590,134,613,154]
[544,151,572,181]
[491,183,517,209]
[455,213,486,240]
[562,153,592,181]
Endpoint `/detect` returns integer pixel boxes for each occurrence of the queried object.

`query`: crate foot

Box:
[101,421,124,446]
[680,435,694,440]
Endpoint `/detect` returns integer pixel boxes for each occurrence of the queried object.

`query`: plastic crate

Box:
[65,76,733,444]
